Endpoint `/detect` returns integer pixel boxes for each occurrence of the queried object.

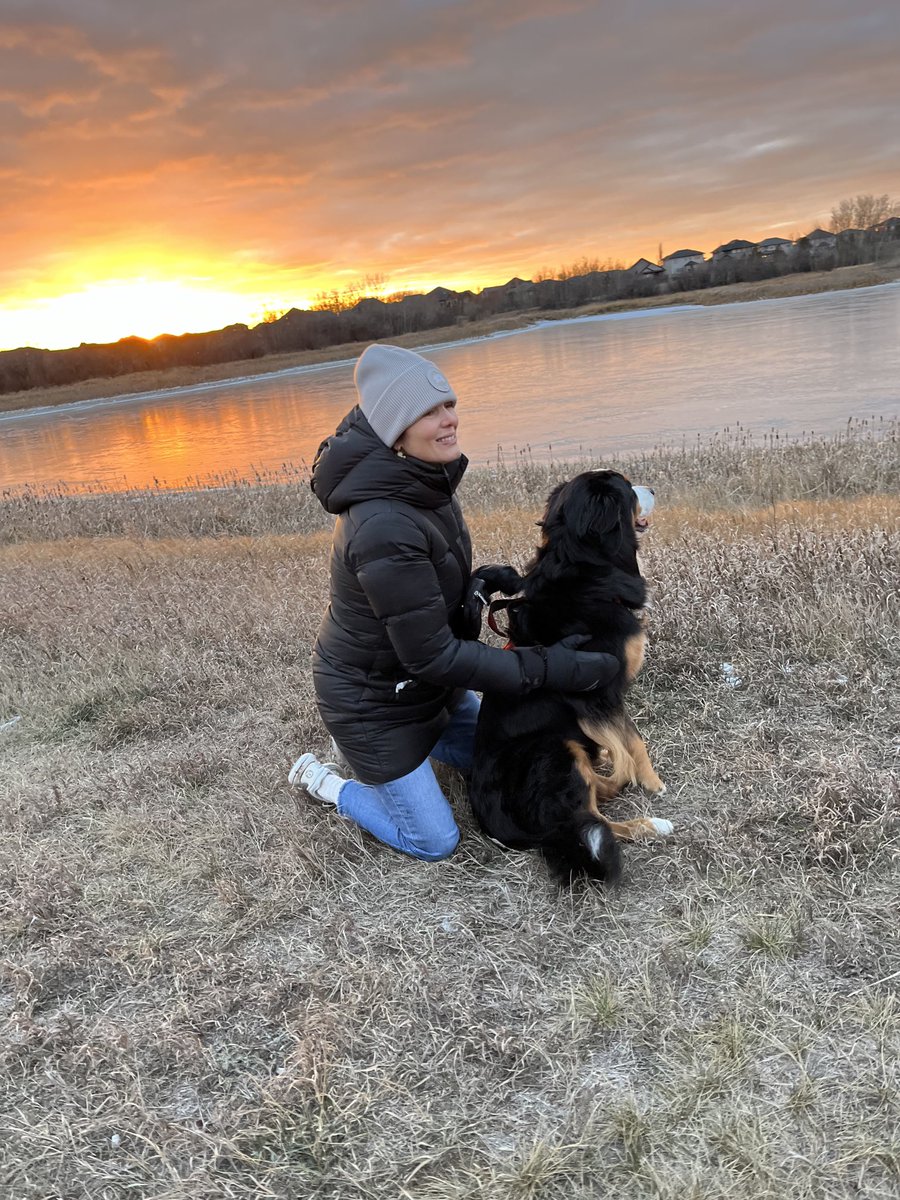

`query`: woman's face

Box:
[395,400,461,464]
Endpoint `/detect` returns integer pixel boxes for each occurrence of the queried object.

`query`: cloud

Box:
[1,0,899,343]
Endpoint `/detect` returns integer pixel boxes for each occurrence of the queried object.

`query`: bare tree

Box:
[534,255,624,282]
[312,274,386,313]
[254,305,288,325]
[829,193,898,232]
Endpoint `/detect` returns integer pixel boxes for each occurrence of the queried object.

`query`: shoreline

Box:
[2,417,895,505]
[2,259,899,417]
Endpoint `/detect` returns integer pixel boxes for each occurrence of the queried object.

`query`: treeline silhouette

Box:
[2,225,897,398]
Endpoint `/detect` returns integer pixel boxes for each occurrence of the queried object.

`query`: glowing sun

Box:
[1,279,282,352]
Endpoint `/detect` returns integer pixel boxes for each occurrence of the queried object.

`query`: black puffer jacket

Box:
[311,407,542,784]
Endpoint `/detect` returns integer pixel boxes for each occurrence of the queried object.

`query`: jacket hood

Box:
[311,406,468,514]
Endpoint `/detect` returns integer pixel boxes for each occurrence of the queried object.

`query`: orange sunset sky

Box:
[2,0,899,353]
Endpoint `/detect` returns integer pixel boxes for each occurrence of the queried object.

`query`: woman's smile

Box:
[396,400,462,463]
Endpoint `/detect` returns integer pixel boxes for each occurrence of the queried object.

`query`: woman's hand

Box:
[517,635,620,692]
[460,564,523,639]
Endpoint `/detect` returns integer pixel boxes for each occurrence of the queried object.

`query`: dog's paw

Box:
[641,779,666,796]
[648,817,674,837]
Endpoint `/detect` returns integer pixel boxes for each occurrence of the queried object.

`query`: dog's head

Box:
[538,469,654,563]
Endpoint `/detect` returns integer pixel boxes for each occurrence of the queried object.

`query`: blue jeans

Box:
[335,690,480,861]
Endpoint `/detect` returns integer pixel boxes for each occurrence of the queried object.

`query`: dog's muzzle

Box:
[632,485,655,533]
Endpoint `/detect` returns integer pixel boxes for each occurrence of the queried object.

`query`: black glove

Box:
[460,564,524,640]
[517,635,620,693]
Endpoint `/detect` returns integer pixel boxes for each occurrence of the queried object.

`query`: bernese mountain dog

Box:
[468,469,671,883]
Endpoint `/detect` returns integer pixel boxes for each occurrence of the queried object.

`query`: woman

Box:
[290,343,618,861]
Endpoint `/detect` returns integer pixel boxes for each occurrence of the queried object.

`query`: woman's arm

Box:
[351,515,615,695]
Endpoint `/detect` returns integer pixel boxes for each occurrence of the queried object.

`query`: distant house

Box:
[426,287,457,304]
[479,277,531,302]
[425,286,466,314]
[396,293,429,311]
[806,228,837,251]
[837,227,867,243]
[712,239,756,262]
[662,249,705,277]
[352,297,388,316]
[871,216,900,237]
[627,258,665,277]
[477,277,536,313]
[756,236,793,258]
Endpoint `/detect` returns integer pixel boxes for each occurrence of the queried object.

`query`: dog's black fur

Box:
[468,469,662,883]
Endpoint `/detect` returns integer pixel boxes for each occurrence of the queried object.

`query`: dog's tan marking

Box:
[624,629,647,684]
[576,711,664,797]
[566,739,672,844]
[621,713,665,794]
[566,739,600,793]
[603,816,671,841]
[566,739,619,810]
[576,719,637,798]
[565,740,669,841]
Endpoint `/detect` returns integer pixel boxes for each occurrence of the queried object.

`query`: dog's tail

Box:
[543,811,622,884]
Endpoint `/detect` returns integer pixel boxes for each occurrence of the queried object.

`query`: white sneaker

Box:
[288,752,347,805]
[329,736,352,772]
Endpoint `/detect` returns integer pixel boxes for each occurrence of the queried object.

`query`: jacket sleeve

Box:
[350,512,540,694]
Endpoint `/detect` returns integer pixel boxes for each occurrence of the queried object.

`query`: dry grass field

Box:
[1,424,899,1198]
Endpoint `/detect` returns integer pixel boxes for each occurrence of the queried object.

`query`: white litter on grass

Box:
[0,716,22,734]
[724,662,744,691]
[721,663,742,688]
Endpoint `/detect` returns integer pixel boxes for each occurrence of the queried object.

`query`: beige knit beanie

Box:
[354,344,457,447]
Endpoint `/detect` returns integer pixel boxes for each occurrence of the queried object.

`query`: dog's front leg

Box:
[622,711,666,795]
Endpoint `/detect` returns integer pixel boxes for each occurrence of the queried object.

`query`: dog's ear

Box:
[572,489,628,543]
[537,481,570,534]
[539,478,630,551]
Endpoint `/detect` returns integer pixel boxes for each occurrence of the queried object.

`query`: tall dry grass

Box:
[1,426,899,1198]
[1,417,896,544]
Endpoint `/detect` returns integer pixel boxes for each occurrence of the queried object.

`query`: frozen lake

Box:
[2,283,899,492]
